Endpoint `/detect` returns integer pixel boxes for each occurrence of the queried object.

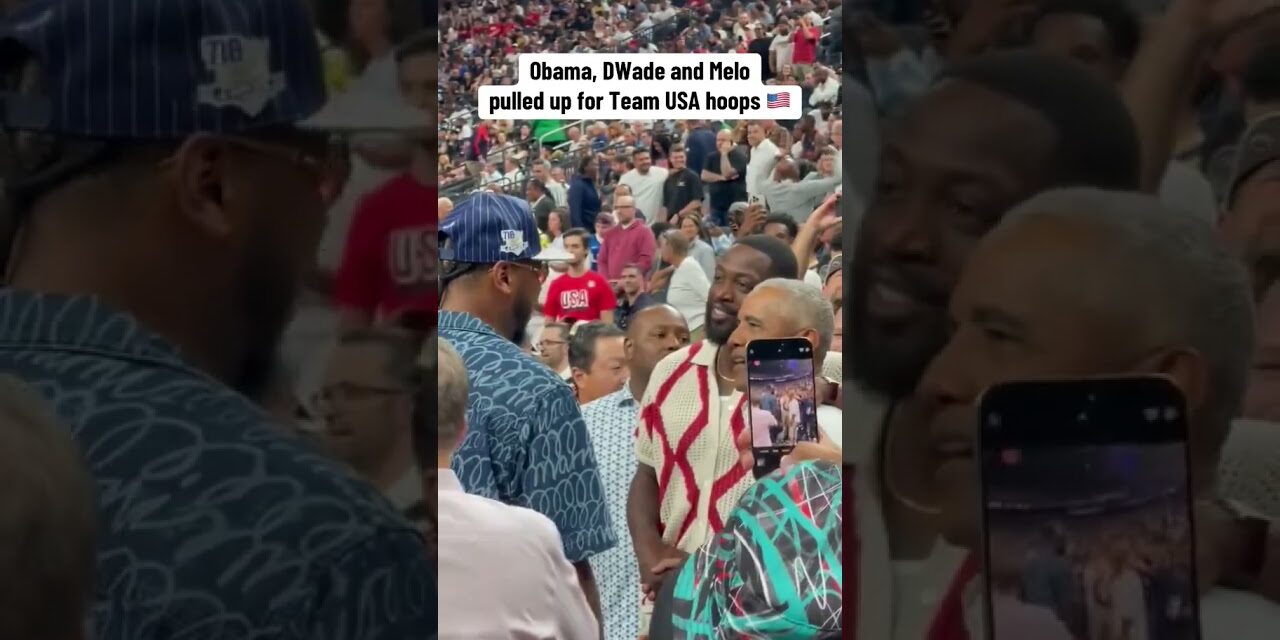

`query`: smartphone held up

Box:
[978,377,1201,640]
[746,338,820,479]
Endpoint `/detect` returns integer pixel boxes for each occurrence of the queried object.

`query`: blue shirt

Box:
[0,291,433,640]
[581,387,642,640]
[684,126,717,175]
[439,310,616,562]
[568,175,602,230]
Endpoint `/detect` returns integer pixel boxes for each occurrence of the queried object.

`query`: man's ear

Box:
[1144,348,1208,417]
[490,263,517,295]
[168,135,235,239]
[801,327,821,354]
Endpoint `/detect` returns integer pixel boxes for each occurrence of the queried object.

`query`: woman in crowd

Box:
[539,208,567,251]
[673,212,718,278]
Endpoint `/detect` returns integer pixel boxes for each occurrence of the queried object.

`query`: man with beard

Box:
[438,191,615,624]
[844,51,1280,634]
[627,235,798,633]
[844,49,1143,638]
[0,0,432,636]
[916,188,1280,637]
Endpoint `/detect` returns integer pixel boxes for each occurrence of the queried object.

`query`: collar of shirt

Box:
[438,310,502,340]
[601,385,637,408]
[0,291,185,366]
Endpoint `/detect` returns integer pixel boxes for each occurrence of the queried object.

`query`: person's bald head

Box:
[439,197,455,219]
[772,157,799,181]
[626,304,690,380]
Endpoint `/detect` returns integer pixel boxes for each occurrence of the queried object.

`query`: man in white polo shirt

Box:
[745,121,781,200]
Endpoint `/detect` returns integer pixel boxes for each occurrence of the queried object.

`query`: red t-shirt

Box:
[792,27,819,64]
[334,173,437,325]
[544,271,617,323]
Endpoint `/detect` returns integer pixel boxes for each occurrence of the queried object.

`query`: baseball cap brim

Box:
[533,243,574,262]
[298,89,429,133]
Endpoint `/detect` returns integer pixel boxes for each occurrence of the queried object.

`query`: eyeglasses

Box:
[538,339,566,349]
[313,383,406,408]
[161,133,346,202]
[222,135,346,201]
[499,260,549,283]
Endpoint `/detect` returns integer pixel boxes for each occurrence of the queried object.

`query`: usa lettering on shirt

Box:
[560,281,596,312]
[388,225,436,293]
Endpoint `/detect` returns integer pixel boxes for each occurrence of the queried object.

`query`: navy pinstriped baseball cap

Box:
[0,0,326,139]
[439,192,571,263]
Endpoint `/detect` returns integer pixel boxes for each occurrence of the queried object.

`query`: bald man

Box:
[759,157,841,223]
[439,197,454,219]
[581,303,690,640]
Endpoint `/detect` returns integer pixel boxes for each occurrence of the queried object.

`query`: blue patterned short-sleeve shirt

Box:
[581,387,643,640]
[0,292,434,640]
[438,311,616,562]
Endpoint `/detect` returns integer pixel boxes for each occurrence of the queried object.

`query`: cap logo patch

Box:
[197,35,284,117]
[499,230,528,256]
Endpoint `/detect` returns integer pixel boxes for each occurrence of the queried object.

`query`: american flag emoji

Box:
[766,92,789,108]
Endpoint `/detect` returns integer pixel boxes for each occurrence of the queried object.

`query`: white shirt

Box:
[546,179,569,207]
[810,77,841,106]
[747,138,781,199]
[1111,569,1149,640]
[618,166,669,224]
[667,257,709,331]
[770,34,793,70]
[438,470,599,639]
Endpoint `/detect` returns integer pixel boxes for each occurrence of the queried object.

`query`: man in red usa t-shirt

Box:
[333,146,437,330]
[545,229,618,324]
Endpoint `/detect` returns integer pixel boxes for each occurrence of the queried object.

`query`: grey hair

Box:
[661,229,690,257]
[755,278,836,358]
[434,336,470,447]
[999,188,1255,453]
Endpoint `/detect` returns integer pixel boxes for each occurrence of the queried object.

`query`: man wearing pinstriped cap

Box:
[438,191,616,626]
[0,0,433,638]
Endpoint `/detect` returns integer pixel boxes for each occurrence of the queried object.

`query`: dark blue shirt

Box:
[684,126,717,175]
[568,174,601,230]
[0,291,433,640]
[438,310,616,562]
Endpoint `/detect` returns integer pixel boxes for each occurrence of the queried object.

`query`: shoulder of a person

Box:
[459,488,559,534]
[21,346,422,565]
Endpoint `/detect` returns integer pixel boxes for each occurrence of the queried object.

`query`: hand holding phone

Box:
[746,338,820,478]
